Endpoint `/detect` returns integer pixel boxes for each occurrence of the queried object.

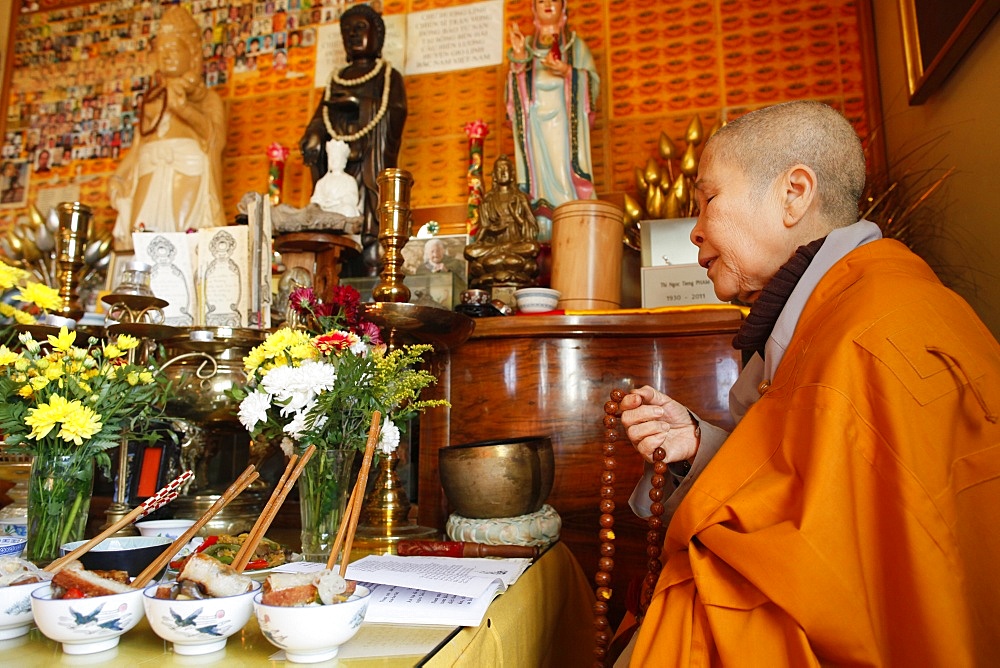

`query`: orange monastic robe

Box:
[631,239,1000,666]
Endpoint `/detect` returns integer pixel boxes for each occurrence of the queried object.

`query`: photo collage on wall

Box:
[3,0,350,182]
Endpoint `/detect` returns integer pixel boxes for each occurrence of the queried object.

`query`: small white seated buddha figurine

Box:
[310,139,361,217]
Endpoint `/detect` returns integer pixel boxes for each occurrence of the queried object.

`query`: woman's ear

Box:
[782,164,817,228]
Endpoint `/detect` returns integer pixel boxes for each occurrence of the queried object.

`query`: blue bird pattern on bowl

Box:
[59,602,134,636]
[160,606,232,638]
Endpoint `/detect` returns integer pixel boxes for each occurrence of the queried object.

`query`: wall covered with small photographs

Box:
[1,0,881,236]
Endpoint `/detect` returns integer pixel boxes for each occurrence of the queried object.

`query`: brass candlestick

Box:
[53,202,92,320]
[353,168,476,554]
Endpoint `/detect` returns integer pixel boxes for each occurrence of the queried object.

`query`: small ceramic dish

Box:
[134,519,196,541]
[30,585,145,655]
[513,287,561,313]
[0,579,46,640]
[253,584,371,663]
[143,579,262,656]
[0,537,27,558]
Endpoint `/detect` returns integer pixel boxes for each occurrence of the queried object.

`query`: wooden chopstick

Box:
[326,476,361,571]
[328,411,381,576]
[231,453,298,572]
[232,446,316,572]
[45,504,149,573]
[131,465,259,588]
[45,470,192,573]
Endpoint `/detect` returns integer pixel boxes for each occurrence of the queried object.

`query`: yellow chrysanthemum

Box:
[12,310,36,325]
[115,334,140,351]
[24,394,103,444]
[14,358,29,372]
[0,346,18,367]
[103,344,124,359]
[0,303,15,317]
[0,262,28,290]
[139,371,153,384]
[18,385,34,399]
[16,282,62,312]
[244,328,313,375]
[46,327,77,352]
[29,376,49,391]
[126,371,140,386]
[44,364,64,381]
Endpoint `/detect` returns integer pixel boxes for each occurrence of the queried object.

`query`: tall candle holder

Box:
[354,168,475,554]
[53,202,93,320]
[98,288,177,536]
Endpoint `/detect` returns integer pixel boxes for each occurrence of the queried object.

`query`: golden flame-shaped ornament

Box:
[671,173,689,211]
[644,158,661,187]
[646,183,664,219]
[635,167,648,192]
[623,193,643,223]
[685,115,704,146]
[659,131,679,161]
[664,190,681,219]
[680,143,699,177]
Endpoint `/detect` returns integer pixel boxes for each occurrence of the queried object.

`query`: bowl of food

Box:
[439,436,555,519]
[513,287,561,313]
[254,570,370,663]
[0,537,27,558]
[134,519,196,541]
[143,553,260,656]
[31,561,145,654]
[0,557,52,640]
[168,534,289,582]
[60,536,172,579]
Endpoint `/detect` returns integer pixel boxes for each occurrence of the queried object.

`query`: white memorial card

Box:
[198,226,251,328]
[132,232,199,327]
[405,0,503,75]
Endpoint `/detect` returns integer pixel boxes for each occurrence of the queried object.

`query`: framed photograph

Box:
[0,160,30,208]
[899,0,1000,105]
[401,234,469,285]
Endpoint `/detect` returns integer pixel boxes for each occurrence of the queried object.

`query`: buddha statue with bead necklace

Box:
[300,4,407,273]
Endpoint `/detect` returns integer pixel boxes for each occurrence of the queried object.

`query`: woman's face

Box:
[691,146,790,304]
[533,0,564,27]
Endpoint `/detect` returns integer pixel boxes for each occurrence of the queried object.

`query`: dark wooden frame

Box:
[898,0,1000,105]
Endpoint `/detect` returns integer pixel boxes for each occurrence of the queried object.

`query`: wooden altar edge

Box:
[466,305,745,339]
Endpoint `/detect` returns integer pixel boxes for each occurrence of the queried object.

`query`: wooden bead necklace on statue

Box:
[322,59,392,143]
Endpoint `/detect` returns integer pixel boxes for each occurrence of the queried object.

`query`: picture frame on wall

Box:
[898,0,1000,105]
[0,160,30,208]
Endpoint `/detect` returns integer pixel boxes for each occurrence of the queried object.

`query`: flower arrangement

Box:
[0,260,62,346]
[0,326,171,560]
[267,142,290,205]
[231,284,446,560]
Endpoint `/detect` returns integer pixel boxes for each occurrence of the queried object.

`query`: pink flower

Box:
[288,287,316,313]
[267,142,290,162]
[463,120,489,140]
[356,320,382,345]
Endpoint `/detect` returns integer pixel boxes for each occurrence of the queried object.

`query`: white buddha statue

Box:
[310,139,361,218]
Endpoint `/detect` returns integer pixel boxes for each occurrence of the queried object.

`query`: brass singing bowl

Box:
[439,436,554,519]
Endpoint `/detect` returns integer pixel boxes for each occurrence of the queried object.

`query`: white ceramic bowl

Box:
[134,519,197,541]
[0,580,46,640]
[0,537,27,558]
[513,287,561,313]
[254,585,371,663]
[0,517,27,538]
[31,585,145,655]
[143,579,261,656]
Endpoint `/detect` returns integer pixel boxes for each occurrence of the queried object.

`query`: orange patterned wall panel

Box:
[2,0,876,231]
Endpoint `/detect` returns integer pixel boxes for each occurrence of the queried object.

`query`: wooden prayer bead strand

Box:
[639,447,667,617]
[593,389,627,666]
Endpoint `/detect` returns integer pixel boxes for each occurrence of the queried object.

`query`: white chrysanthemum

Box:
[262,360,337,416]
[283,410,310,438]
[280,437,295,457]
[349,339,369,356]
[378,417,400,455]
[238,389,271,432]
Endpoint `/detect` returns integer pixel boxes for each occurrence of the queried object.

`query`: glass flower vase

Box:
[26,452,95,563]
[297,448,356,563]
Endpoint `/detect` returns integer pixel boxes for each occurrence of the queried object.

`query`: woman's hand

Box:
[620,385,700,464]
[508,22,526,60]
[542,52,570,77]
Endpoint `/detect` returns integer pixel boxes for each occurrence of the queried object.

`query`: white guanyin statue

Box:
[310,139,361,217]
